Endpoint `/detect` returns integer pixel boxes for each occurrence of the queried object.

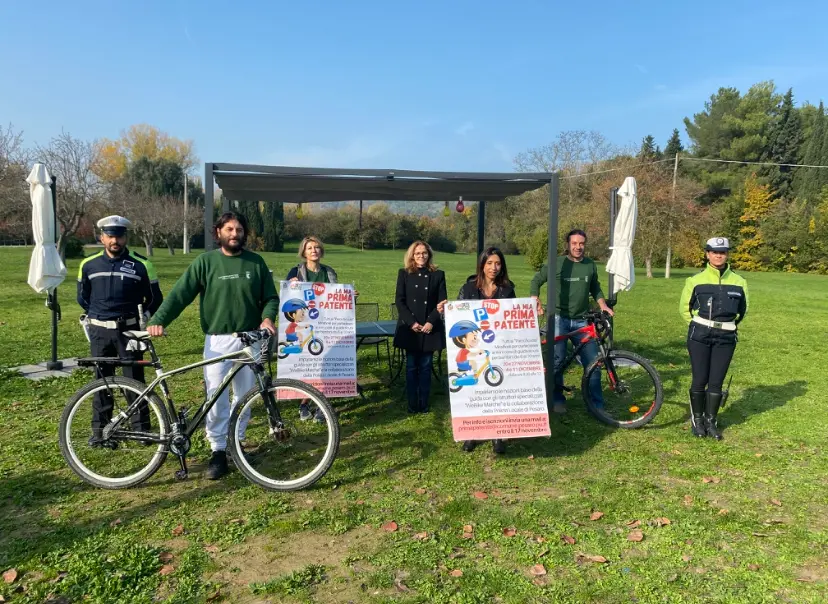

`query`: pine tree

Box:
[797,101,825,201]
[638,135,658,161]
[247,201,265,237]
[263,201,284,252]
[664,128,684,158]
[763,88,803,200]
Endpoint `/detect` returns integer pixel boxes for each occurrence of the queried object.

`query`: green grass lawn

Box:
[1,244,826,603]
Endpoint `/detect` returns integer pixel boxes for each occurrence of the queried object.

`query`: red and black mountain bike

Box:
[549,310,663,428]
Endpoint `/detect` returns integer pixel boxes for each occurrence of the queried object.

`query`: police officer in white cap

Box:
[77,215,164,446]
[678,237,749,440]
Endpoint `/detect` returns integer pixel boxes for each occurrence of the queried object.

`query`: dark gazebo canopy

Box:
[203,161,562,376]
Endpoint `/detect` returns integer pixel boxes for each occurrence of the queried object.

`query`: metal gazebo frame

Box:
[202,162,561,390]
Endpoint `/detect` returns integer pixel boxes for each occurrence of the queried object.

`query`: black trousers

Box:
[89,325,150,432]
[687,329,736,394]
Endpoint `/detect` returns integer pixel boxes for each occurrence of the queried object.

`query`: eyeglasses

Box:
[413,252,429,257]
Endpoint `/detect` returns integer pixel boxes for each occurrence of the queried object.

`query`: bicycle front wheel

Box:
[59,376,170,489]
[582,350,663,429]
[228,379,340,491]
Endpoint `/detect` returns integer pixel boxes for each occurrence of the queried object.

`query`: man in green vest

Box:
[147,212,278,479]
[530,229,614,414]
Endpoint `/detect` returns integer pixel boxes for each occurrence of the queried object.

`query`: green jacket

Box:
[529,256,605,318]
[679,263,749,325]
[149,250,279,334]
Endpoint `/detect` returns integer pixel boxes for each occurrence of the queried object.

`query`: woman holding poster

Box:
[457,247,516,454]
[287,236,338,283]
[394,241,448,414]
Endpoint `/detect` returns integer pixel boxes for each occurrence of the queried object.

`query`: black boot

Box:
[462,440,478,452]
[206,451,229,479]
[704,392,724,441]
[492,439,506,454]
[689,390,707,438]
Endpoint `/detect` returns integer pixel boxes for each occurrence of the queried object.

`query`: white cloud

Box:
[265,138,390,168]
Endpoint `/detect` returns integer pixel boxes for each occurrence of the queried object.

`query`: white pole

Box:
[183,173,190,254]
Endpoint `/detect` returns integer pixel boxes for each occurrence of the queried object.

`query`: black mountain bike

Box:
[550,310,663,428]
[58,329,339,491]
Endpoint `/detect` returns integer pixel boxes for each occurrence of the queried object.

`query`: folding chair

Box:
[356,302,392,381]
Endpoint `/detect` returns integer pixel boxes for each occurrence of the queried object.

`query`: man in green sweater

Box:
[147,212,278,479]
[529,229,614,414]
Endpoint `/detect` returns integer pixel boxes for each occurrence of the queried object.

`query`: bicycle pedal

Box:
[174,470,189,480]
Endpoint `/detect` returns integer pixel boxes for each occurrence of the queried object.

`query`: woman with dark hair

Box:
[394,240,448,414]
[457,246,516,454]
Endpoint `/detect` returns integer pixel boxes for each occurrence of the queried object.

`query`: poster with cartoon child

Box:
[444,298,550,441]
[276,280,357,398]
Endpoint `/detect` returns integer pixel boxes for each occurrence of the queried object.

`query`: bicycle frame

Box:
[551,319,610,377]
[100,340,279,444]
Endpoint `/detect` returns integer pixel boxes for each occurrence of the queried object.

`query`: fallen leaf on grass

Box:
[449,569,463,577]
[527,455,535,460]
[463,524,474,533]
[702,476,721,484]
[381,521,398,532]
[206,589,221,602]
[204,545,220,554]
[473,491,489,500]
[576,553,608,564]
[751,532,769,537]
[535,536,547,543]
[529,564,547,576]
[461,532,474,540]
[158,552,174,563]
[625,520,641,528]
[748,564,760,571]
[718,509,729,515]
[412,531,429,541]
[770,498,782,507]
[159,565,174,576]
[415,488,427,495]
[502,527,516,537]
[589,511,604,521]
[229,518,244,525]
[666,573,678,583]
[654,517,671,527]
[561,535,576,545]
[2,569,18,583]
[171,524,184,536]
[683,495,694,505]
[109,518,122,528]
[682,555,692,562]
[755,453,763,457]
[627,530,644,542]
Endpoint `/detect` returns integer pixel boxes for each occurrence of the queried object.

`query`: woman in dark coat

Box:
[394,240,448,414]
[457,246,516,454]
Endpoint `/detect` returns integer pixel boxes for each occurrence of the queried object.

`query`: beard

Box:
[219,233,245,252]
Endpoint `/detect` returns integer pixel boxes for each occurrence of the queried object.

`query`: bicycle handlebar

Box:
[233,329,274,344]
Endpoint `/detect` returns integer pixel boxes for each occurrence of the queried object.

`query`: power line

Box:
[561,157,675,179]
[680,156,828,169]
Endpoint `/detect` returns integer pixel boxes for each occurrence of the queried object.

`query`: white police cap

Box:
[705,237,730,252]
[97,215,132,235]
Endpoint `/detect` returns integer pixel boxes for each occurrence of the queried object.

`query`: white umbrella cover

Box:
[605,176,638,295]
[27,163,67,293]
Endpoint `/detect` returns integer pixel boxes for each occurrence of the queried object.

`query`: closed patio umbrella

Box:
[27,163,66,293]
[606,176,637,295]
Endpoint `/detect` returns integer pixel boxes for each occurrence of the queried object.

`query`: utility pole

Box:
[358,200,364,251]
[665,152,679,279]
[183,173,189,254]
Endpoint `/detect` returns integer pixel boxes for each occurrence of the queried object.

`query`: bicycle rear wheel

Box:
[228,379,339,491]
[59,376,170,488]
[582,350,663,429]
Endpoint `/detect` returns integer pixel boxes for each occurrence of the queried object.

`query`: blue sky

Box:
[2,0,826,173]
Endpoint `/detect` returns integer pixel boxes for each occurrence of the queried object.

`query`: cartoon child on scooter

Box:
[278,298,324,358]
[448,320,504,392]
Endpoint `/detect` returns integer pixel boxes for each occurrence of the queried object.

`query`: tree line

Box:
[3,79,827,272]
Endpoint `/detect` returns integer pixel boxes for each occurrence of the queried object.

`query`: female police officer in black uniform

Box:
[679,237,749,440]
